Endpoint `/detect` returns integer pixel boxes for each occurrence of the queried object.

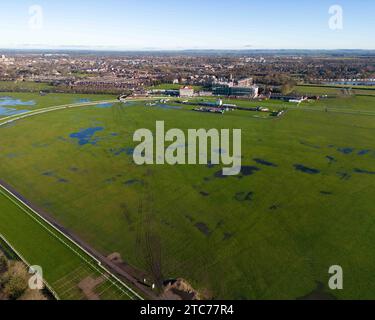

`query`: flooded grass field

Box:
[0,93,374,299]
[0,92,116,118]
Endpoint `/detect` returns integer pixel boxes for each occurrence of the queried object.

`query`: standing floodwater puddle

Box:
[0,97,36,116]
[294,164,320,175]
[95,103,113,108]
[69,127,104,145]
[0,97,36,106]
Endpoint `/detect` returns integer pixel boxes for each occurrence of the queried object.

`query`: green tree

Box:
[281,80,297,95]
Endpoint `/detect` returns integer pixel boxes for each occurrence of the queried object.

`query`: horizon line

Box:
[1,47,375,52]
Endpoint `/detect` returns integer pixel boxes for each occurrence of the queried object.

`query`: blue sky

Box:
[0,0,374,50]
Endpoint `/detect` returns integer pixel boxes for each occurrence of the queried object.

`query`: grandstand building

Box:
[212,85,259,98]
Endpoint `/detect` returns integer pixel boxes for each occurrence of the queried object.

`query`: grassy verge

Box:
[0,81,54,92]
[295,84,375,96]
[0,185,141,300]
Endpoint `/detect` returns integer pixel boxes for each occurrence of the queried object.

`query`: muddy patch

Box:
[78,276,105,300]
[253,158,277,167]
[294,164,320,175]
[194,222,211,236]
[107,252,123,264]
[162,278,203,300]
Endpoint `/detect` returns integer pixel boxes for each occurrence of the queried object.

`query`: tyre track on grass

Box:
[135,174,164,292]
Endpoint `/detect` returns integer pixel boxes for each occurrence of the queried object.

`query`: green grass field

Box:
[0,185,141,300]
[0,81,54,92]
[0,179,140,300]
[295,84,375,96]
[0,92,117,118]
[0,92,375,299]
